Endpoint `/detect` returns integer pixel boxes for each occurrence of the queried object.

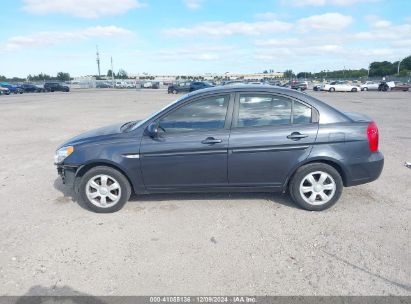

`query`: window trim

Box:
[154,93,234,134]
[232,92,317,129]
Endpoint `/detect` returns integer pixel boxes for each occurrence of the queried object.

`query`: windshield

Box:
[130,95,188,131]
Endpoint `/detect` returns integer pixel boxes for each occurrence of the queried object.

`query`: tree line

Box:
[272,55,411,79]
[0,72,71,82]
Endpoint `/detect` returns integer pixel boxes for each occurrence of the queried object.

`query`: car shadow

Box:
[12,285,108,303]
[53,177,298,211]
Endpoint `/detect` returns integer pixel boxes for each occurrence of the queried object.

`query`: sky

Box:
[1,0,410,77]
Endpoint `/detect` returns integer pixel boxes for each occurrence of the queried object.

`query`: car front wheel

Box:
[289,163,343,211]
[79,166,131,213]
[329,87,335,92]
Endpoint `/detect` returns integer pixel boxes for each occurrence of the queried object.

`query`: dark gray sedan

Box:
[55,85,383,212]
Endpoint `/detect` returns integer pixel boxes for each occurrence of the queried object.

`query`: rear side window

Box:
[293,101,312,124]
[237,94,313,127]
[237,94,292,127]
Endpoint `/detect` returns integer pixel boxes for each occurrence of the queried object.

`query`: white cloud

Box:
[365,15,392,28]
[183,0,203,10]
[297,13,353,31]
[353,23,411,41]
[3,26,132,51]
[156,45,234,61]
[163,20,292,37]
[22,0,145,18]
[289,0,378,6]
[254,38,299,47]
[254,12,280,20]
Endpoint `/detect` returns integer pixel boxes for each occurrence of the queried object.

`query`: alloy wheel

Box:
[299,171,336,206]
[85,174,121,208]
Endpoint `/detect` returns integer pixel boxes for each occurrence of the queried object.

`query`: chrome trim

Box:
[123,154,140,159]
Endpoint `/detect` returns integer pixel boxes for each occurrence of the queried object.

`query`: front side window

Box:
[237,94,292,127]
[159,95,229,132]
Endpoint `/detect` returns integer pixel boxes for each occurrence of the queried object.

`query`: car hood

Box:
[58,122,126,148]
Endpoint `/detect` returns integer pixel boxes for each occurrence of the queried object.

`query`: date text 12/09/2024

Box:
[149,296,257,303]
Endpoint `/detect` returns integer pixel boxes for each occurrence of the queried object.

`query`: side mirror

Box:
[146,121,158,138]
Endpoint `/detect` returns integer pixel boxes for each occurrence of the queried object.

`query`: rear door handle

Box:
[201,137,222,144]
[287,132,308,141]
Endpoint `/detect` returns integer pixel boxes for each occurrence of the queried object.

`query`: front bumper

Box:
[57,165,78,187]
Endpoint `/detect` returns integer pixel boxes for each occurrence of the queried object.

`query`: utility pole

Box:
[96,46,101,77]
[397,58,402,75]
[111,56,115,86]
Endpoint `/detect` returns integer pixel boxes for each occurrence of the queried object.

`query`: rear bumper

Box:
[344,152,384,187]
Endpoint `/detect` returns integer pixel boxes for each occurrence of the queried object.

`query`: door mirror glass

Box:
[146,122,158,138]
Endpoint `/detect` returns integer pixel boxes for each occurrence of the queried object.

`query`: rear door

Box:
[228,92,319,188]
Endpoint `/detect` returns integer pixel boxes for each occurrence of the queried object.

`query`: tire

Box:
[363,87,368,91]
[329,87,335,92]
[289,163,343,211]
[173,89,178,94]
[351,88,358,92]
[79,166,131,213]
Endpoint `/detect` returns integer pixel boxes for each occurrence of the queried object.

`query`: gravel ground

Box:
[0,89,410,296]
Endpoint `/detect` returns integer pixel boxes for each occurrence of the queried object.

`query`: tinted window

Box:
[293,101,312,124]
[159,95,229,132]
[237,94,292,127]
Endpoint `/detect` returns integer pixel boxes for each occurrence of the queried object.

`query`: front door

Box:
[228,93,319,188]
[140,94,233,190]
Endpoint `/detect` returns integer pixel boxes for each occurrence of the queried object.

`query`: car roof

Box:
[183,85,350,123]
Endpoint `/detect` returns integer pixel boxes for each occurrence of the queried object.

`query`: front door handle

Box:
[287,132,308,141]
[201,137,222,144]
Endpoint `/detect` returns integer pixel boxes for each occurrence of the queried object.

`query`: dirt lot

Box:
[0,89,410,296]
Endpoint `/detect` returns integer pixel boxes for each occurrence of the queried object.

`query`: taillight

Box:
[367,122,379,152]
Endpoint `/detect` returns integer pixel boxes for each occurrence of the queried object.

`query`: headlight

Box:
[54,146,74,164]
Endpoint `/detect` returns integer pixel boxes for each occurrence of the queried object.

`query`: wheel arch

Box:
[284,157,348,191]
[74,160,135,193]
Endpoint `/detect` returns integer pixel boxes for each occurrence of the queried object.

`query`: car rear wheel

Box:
[329,87,335,92]
[80,166,131,213]
[289,163,343,211]
[351,88,358,92]
[173,89,178,94]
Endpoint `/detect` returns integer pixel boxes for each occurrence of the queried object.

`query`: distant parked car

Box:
[291,81,308,91]
[0,83,23,94]
[96,82,112,88]
[321,81,360,92]
[0,86,11,95]
[20,83,43,93]
[313,84,322,91]
[360,81,379,91]
[114,81,127,88]
[168,82,191,94]
[189,81,214,92]
[267,81,283,87]
[391,82,411,91]
[378,81,395,91]
[142,81,159,89]
[44,82,70,92]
